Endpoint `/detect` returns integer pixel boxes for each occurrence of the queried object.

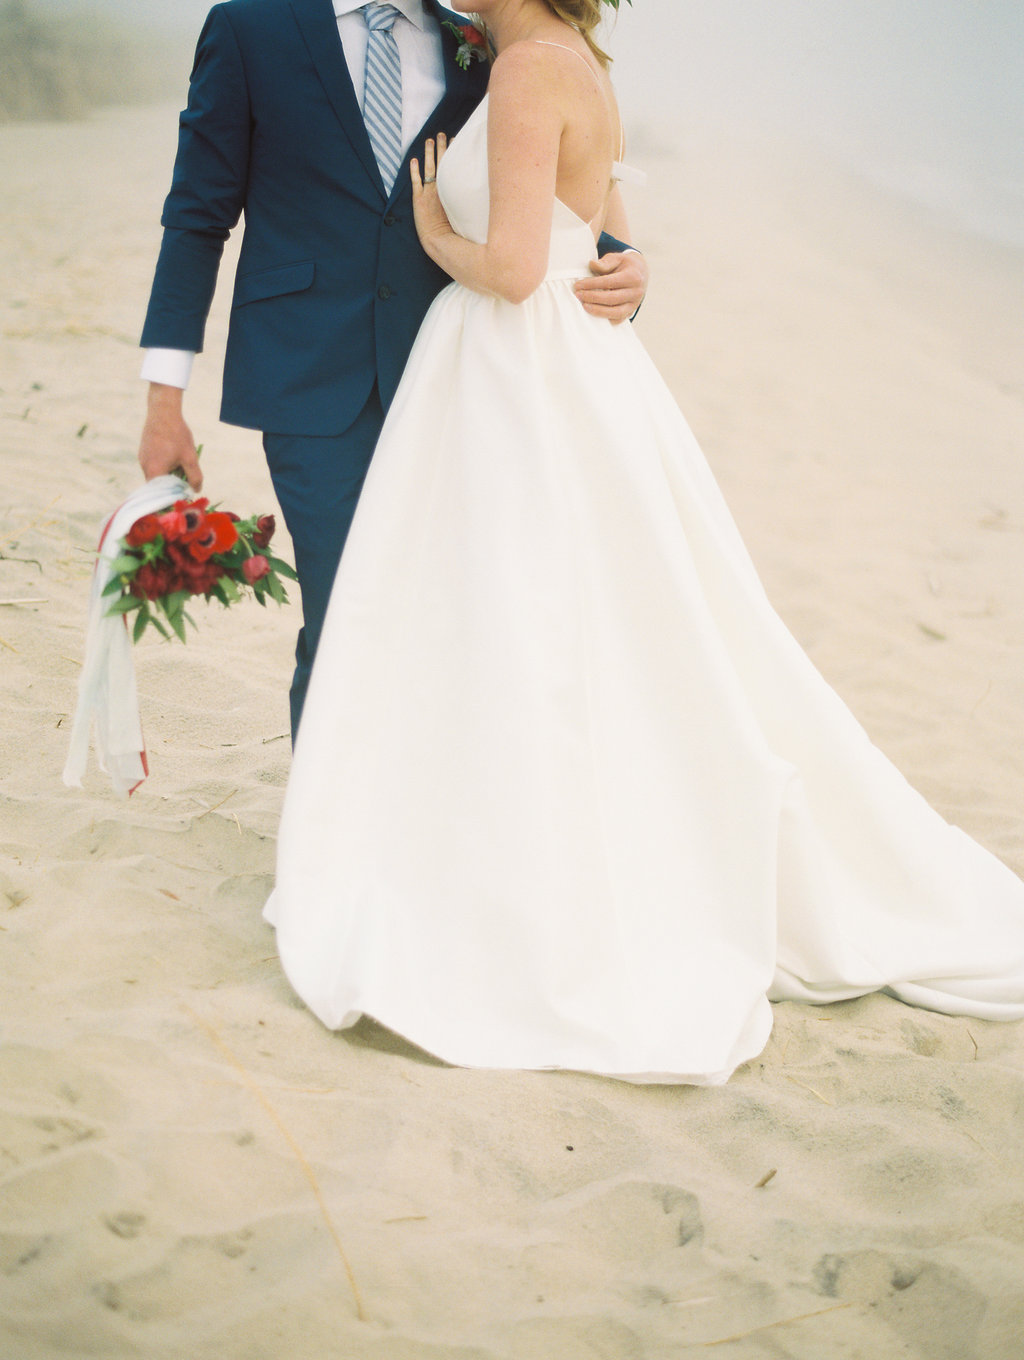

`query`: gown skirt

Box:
[264,98,1024,1085]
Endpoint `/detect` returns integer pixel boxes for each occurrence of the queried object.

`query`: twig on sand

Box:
[184,1004,367,1322]
[784,1074,834,1105]
[0,634,18,653]
[965,1026,979,1060]
[960,1128,999,1163]
[700,1302,855,1346]
[0,553,43,571]
[754,1169,777,1189]
[195,788,239,819]
[0,598,48,606]
[969,680,993,717]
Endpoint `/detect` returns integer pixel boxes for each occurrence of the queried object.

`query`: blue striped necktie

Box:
[361,2,404,194]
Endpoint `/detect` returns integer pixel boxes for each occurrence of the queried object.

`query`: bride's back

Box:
[494,32,622,237]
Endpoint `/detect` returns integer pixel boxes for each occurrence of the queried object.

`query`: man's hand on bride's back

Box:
[574,252,648,326]
[138,383,203,491]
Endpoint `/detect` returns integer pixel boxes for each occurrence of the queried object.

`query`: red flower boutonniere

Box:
[443,20,488,70]
[103,496,297,643]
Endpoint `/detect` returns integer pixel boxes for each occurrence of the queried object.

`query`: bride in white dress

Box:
[264,0,1024,1084]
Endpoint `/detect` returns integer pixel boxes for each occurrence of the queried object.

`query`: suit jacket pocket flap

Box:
[234,260,316,307]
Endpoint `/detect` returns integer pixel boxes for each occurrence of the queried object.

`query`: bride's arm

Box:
[411,46,563,305]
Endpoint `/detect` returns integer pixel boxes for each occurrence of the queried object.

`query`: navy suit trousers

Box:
[263,386,385,737]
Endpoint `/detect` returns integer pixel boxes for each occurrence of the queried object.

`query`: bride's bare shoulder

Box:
[486,42,566,116]
[491,38,557,76]
[489,35,600,107]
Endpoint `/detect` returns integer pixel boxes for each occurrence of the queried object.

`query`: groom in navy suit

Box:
[138,0,647,734]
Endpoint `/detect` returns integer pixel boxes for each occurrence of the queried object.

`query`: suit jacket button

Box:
[378,284,392,300]
[383,213,397,227]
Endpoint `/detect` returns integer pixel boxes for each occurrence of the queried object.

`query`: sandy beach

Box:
[2,100,1023,1358]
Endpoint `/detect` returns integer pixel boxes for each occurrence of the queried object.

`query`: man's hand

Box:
[574,251,648,325]
[139,383,203,490]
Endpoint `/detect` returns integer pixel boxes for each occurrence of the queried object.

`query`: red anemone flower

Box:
[188,511,239,562]
[159,497,208,541]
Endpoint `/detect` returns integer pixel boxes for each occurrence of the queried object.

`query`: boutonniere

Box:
[443,20,488,70]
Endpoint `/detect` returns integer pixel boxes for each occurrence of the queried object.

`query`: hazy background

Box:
[8,0,1024,247]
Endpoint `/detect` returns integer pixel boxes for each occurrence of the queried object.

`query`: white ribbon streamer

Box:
[63,475,191,797]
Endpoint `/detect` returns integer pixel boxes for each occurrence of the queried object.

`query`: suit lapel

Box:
[288,0,488,207]
[288,0,386,198]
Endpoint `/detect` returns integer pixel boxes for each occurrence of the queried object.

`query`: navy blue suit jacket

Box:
[141,0,627,436]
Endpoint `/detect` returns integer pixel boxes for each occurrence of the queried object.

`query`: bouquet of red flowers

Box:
[102,496,297,643]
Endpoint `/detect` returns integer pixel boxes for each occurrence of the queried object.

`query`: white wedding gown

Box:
[264,95,1024,1084]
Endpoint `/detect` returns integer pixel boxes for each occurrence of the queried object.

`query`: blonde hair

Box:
[470,3,612,68]
[545,1,612,67]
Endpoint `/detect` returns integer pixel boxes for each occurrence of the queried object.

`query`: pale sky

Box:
[36,0,1024,242]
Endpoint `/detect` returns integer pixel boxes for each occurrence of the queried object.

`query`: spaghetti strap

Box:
[526,40,626,163]
[528,39,601,82]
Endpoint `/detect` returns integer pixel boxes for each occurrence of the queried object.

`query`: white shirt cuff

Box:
[141,348,196,389]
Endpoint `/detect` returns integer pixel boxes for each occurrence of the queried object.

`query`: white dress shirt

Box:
[335,0,445,156]
[142,0,445,391]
